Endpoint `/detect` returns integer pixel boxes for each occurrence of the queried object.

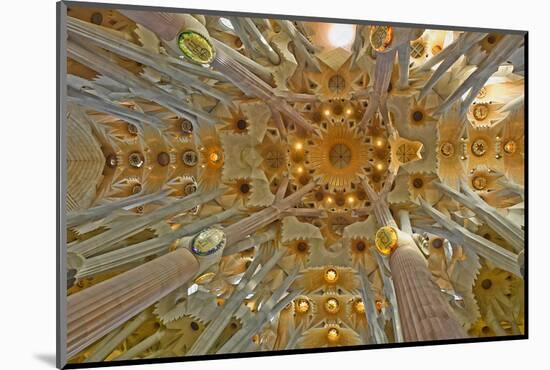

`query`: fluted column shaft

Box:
[362,178,464,341]
[212,48,316,134]
[67,248,199,358]
[389,242,466,342]
[119,11,205,41]
[212,39,274,83]
[224,182,315,246]
[70,188,223,257]
[67,189,171,228]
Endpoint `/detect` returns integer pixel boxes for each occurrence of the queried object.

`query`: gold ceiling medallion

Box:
[128,152,144,168]
[181,119,194,135]
[295,298,311,314]
[324,268,339,283]
[472,103,490,121]
[471,138,488,157]
[326,327,340,342]
[440,142,455,158]
[178,31,215,64]
[472,176,488,190]
[503,140,517,154]
[354,299,366,314]
[324,297,341,314]
[182,150,198,167]
[375,226,398,256]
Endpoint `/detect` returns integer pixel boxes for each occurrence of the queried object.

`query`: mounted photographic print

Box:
[57,1,527,368]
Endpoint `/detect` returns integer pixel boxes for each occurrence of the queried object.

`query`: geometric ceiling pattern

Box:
[63,5,525,364]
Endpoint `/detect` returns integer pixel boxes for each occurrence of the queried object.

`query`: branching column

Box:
[211,48,317,135]
[67,189,171,228]
[364,179,466,341]
[67,248,199,359]
[224,181,316,246]
[388,235,465,341]
[70,188,223,257]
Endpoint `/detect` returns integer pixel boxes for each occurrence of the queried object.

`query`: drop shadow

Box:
[34,353,57,367]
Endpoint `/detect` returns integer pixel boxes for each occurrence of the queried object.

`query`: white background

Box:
[0,0,544,368]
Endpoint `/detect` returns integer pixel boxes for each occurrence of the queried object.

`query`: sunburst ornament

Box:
[468,319,497,337]
[500,108,525,185]
[467,166,502,193]
[219,178,252,208]
[304,49,369,100]
[409,98,437,126]
[473,264,515,323]
[324,268,339,283]
[408,172,440,204]
[326,327,340,342]
[324,297,341,314]
[219,104,253,135]
[294,298,311,315]
[297,266,359,293]
[437,104,469,187]
[196,126,224,190]
[285,239,312,266]
[298,324,361,348]
[353,299,365,314]
[467,124,503,173]
[349,239,375,267]
[467,101,508,127]
[306,121,370,191]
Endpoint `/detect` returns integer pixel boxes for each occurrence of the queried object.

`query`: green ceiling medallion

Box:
[191,227,226,256]
[177,31,215,64]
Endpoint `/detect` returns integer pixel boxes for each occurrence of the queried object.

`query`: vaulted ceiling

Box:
[64,5,525,364]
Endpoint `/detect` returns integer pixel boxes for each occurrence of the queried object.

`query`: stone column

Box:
[66,248,199,359]
[67,189,171,228]
[70,188,223,257]
[387,230,466,341]
[434,180,524,252]
[75,207,239,280]
[417,198,521,276]
[223,181,315,246]
[364,179,465,341]
[211,48,316,134]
